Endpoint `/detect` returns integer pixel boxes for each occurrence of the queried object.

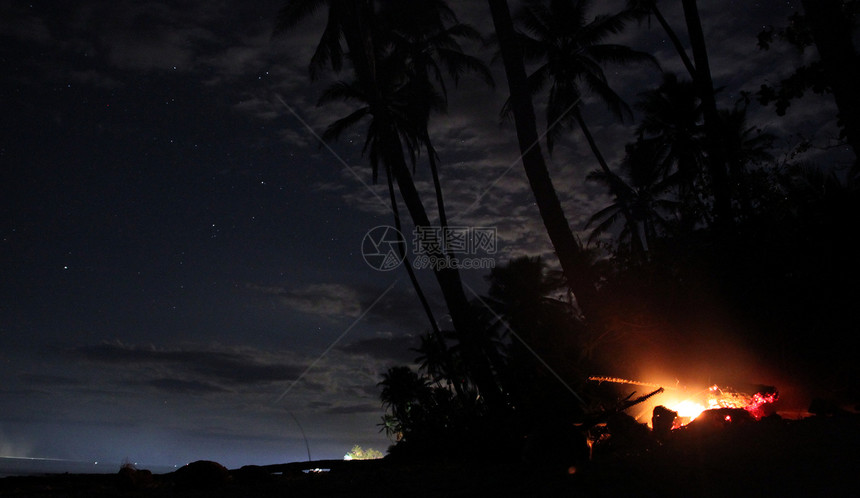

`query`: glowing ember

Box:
[667,384,779,426]
[587,376,779,429]
[672,400,707,420]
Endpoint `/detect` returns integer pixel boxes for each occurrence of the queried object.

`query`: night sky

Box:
[0,0,846,469]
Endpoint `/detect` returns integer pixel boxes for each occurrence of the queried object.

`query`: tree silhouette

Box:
[378,0,494,228]
[680,0,732,228]
[511,0,657,160]
[719,103,775,218]
[628,0,735,227]
[634,73,708,229]
[277,0,503,406]
[481,256,588,419]
[629,74,775,229]
[509,0,657,272]
[487,0,598,322]
[757,0,860,175]
[586,142,677,259]
[378,366,432,436]
[627,0,696,78]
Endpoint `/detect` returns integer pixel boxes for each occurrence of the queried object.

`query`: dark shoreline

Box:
[2,413,857,497]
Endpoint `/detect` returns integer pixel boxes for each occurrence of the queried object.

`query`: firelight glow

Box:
[662,384,779,427]
[671,400,707,420]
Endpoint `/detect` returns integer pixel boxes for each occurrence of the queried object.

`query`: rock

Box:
[685,407,753,432]
[652,405,678,439]
[172,460,230,489]
[116,464,153,490]
[231,464,273,484]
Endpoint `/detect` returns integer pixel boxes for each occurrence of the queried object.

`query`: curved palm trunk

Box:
[384,162,441,338]
[426,142,449,228]
[649,3,696,79]
[574,112,646,256]
[381,119,503,406]
[339,0,501,406]
[385,158,466,402]
[487,0,596,319]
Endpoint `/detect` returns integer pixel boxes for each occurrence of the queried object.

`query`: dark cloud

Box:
[246,282,363,318]
[339,335,418,364]
[72,342,305,385]
[17,373,84,387]
[325,403,379,415]
[145,378,229,394]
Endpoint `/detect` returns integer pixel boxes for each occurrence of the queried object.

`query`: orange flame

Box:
[666,384,778,426]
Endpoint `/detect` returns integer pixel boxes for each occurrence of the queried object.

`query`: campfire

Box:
[588,376,779,430]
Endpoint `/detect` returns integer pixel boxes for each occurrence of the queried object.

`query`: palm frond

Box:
[321,107,370,143]
[274,0,328,33]
[316,80,365,105]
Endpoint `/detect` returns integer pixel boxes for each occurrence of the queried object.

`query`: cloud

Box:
[146,378,229,394]
[248,282,364,318]
[0,7,53,45]
[72,342,306,387]
[17,373,85,387]
[324,403,379,415]
[338,335,418,363]
[233,96,282,121]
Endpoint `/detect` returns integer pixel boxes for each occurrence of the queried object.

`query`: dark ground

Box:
[1,413,857,497]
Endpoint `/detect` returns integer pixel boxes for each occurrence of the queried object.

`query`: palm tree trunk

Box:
[426,142,449,228]
[340,0,377,86]
[681,0,732,229]
[649,4,697,79]
[381,119,503,406]
[385,161,442,338]
[487,0,595,318]
[574,111,612,177]
[385,155,467,402]
[575,112,646,256]
[336,1,502,406]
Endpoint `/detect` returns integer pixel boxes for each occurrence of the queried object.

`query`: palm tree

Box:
[680,0,732,228]
[512,0,657,168]
[276,0,376,83]
[413,331,450,387]
[719,104,775,218]
[586,141,678,259]
[627,0,696,78]
[484,256,575,359]
[378,366,432,435]
[626,0,733,226]
[487,0,599,321]
[378,0,494,228]
[634,73,707,228]
[633,75,774,228]
[481,256,587,414]
[278,0,504,405]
